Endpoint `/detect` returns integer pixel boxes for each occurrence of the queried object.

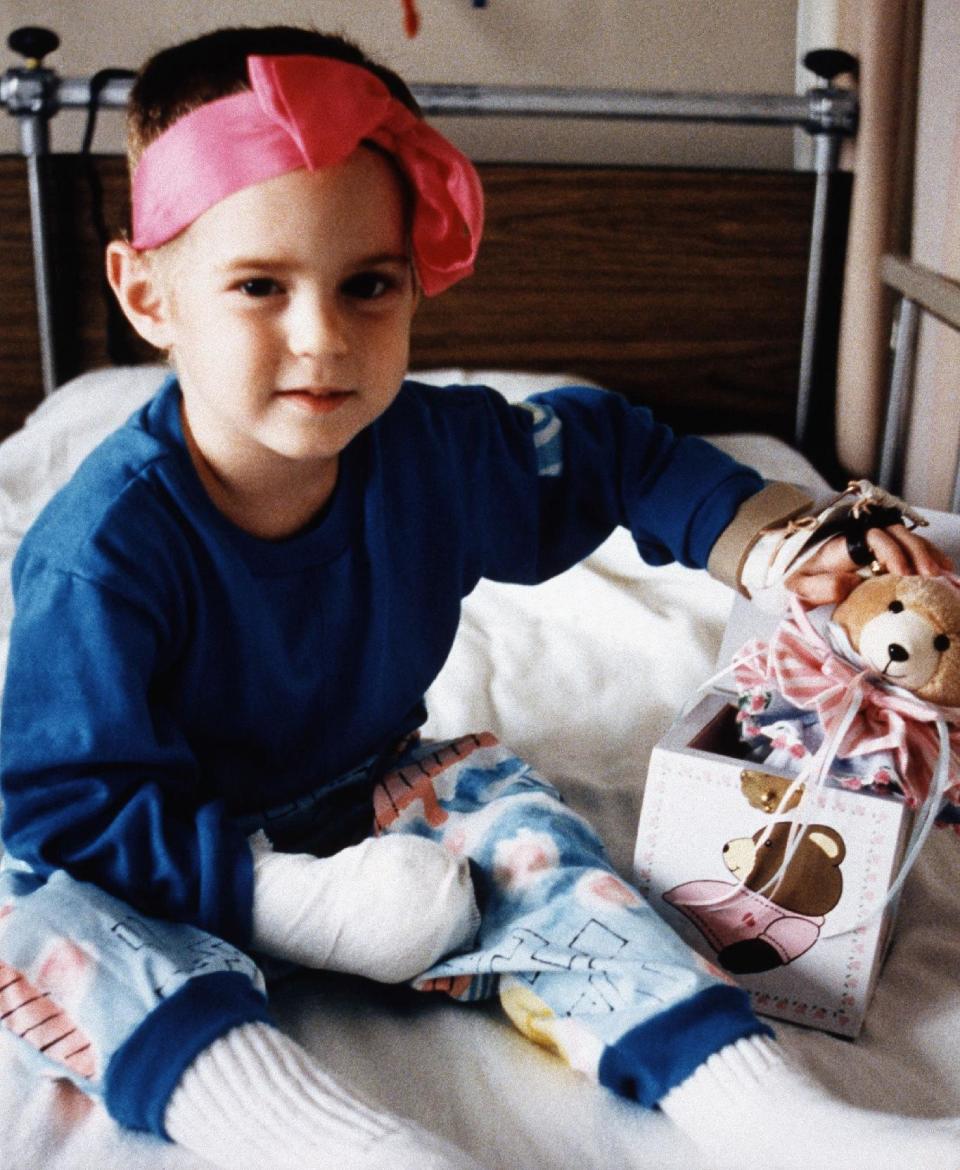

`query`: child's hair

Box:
[126,25,421,172]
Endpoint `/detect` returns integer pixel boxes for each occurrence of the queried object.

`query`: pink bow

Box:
[131,55,484,296]
[734,602,960,808]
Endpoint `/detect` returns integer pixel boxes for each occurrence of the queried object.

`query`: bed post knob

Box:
[801,48,858,141]
[7,26,60,68]
[802,48,858,87]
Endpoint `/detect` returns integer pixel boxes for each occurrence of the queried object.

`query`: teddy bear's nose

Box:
[887,643,909,663]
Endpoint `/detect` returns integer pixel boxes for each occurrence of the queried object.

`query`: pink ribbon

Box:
[131,55,484,296]
[734,600,960,809]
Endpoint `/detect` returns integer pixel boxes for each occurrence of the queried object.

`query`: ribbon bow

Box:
[734,599,960,809]
[131,55,484,296]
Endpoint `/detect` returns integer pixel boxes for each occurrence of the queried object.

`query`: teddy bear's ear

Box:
[808,826,845,864]
[833,576,901,646]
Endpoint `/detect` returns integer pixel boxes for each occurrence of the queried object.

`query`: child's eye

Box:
[238,278,282,298]
[341,271,396,301]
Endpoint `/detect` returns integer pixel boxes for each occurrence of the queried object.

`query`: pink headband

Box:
[130,55,484,296]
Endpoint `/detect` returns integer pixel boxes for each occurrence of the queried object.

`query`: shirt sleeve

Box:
[475,385,770,583]
[0,559,255,946]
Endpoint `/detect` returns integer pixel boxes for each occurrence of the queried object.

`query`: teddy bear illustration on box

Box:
[663,799,846,974]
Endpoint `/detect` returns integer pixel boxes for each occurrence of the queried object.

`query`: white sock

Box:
[659,1035,960,1170]
[164,1021,486,1170]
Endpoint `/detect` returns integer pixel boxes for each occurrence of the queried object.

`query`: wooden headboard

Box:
[0,155,847,464]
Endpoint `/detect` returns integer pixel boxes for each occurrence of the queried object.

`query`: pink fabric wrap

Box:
[733,600,960,809]
[130,55,484,296]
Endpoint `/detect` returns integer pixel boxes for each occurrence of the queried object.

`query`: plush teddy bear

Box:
[733,574,960,828]
[832,575,960,705]
[663,817,847,974]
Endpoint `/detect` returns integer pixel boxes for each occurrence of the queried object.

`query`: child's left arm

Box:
[447,385,952,604]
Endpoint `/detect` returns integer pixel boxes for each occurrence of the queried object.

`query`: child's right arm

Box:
[1,546,480,978]
[0,556,256,945]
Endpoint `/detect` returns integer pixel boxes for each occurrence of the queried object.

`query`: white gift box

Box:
[633,690,915,1037]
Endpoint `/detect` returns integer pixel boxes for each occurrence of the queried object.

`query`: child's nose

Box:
[288,295,349,359]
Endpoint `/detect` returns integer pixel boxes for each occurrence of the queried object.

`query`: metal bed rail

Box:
[877,254,960,508]
[1,27,859,458]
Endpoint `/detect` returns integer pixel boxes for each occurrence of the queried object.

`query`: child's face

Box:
[152,147,418,474]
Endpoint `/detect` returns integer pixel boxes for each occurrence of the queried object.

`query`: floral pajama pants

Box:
[0,733,766,1138]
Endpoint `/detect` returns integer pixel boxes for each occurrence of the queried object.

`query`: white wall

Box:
[902,0,960,508]
[1,0,799,167]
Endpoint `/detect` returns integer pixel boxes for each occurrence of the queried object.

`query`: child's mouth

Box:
[278,388,353,414]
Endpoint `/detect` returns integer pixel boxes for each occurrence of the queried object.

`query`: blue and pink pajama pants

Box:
[0,733,767,1137]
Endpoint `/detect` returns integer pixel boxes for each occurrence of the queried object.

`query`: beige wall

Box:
[1,0,799,166]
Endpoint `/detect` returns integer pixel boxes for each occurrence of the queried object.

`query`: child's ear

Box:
[105,240,175,351]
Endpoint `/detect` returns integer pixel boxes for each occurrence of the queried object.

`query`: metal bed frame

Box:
[877,254,960,508]
[1,26,859,457]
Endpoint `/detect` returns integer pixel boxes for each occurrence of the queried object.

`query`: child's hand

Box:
[786,525,954,605]
[249,832,480,982]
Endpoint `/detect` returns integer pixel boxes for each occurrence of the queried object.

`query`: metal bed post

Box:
[877,254,960,508]
[794,49,858,456]
[2,26,858,447]
[1,27,62,397]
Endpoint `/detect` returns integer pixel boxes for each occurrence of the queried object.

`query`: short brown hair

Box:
[126,25,420,171]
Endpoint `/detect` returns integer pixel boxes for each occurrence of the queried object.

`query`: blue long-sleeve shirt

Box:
[0,376,763,945]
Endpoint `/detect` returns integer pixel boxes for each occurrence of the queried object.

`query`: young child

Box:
[0,24,957,1170]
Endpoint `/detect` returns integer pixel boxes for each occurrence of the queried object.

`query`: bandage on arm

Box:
[706,482,814,598]
[248,831,480,983]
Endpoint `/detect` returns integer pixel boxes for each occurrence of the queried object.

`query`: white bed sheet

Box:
[1,366,958,1170]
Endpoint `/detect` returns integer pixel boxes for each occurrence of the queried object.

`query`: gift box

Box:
[633,689,915,1037]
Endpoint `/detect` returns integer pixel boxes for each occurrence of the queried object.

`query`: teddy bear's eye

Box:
[889,600,904,614]
[934,633,951,653]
